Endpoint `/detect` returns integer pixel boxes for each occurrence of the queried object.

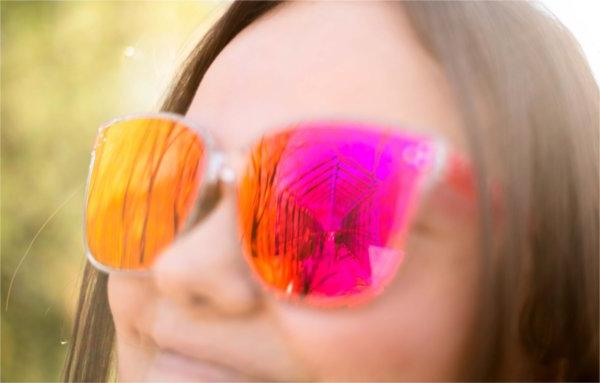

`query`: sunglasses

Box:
[84,112,474,308]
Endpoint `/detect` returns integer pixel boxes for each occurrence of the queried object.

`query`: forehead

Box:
[186,1,464,151]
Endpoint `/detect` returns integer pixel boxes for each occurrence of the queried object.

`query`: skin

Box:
[108,1,481,381]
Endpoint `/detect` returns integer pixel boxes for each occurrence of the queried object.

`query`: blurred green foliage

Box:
[1,2,225,381]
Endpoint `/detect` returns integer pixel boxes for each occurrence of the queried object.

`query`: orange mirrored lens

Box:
[85,117,205,270]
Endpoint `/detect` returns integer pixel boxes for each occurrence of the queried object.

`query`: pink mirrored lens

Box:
[238,122,438,307]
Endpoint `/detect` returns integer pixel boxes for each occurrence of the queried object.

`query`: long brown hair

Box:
[63,2,599,381]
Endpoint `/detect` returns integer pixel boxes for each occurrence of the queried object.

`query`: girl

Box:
[65,1,598,381]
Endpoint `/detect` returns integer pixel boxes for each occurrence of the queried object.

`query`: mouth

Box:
[148,348,256,382]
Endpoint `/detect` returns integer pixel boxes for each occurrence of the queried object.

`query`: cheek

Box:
[268,204,480,381]
[108,274,156,381]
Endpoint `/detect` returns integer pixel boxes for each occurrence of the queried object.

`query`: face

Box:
[107,2,480,381]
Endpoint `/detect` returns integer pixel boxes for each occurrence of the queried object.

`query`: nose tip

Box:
[152,188,263,316]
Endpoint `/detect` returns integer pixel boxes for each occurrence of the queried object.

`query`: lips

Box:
[148,348,254,382]
[147,326,272,382]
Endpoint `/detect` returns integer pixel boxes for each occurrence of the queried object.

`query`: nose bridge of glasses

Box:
[209,147,246,187]
[182,147,245,231]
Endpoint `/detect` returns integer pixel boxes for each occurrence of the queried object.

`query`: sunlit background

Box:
[1,1,598,381]
[1,2,226,381]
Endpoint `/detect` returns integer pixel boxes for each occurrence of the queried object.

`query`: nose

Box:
[152,185,263,315]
